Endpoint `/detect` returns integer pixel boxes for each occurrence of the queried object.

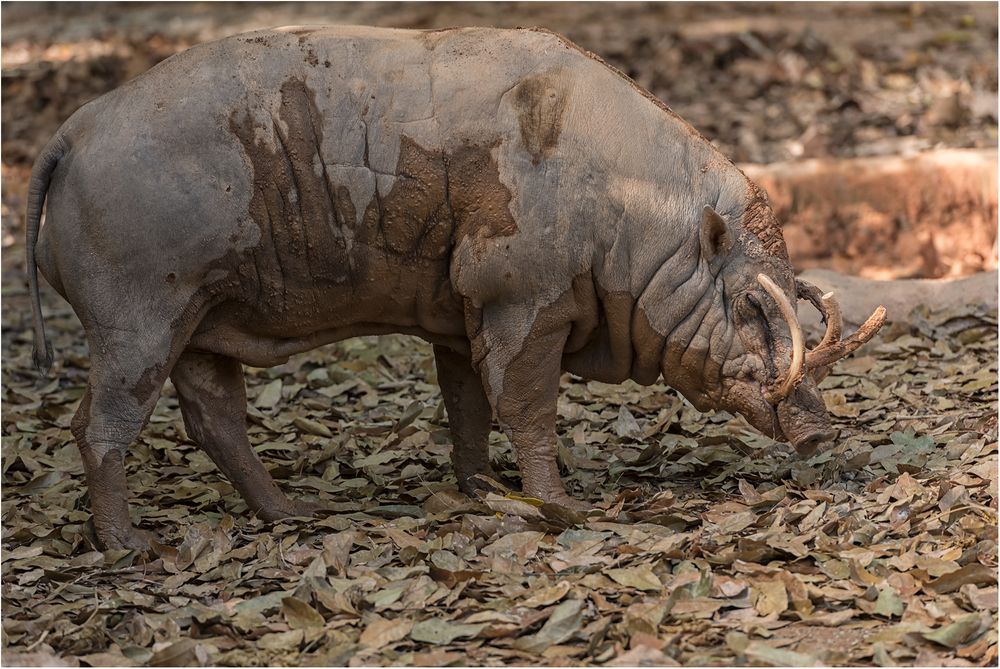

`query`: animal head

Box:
[664,187,885,456]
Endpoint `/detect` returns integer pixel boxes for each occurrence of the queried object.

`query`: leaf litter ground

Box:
[2,276,996,667]
[2,4,997,665]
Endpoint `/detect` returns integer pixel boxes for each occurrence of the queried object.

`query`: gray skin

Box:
[27,26,836,551]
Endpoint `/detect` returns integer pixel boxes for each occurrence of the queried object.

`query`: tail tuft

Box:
[32,340,54,374]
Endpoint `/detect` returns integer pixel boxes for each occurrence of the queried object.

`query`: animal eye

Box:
[746,293,765,315]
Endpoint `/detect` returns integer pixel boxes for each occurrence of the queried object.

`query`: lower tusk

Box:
[757,274,805,401]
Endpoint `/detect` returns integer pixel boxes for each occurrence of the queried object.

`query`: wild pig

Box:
[26,26,885,550]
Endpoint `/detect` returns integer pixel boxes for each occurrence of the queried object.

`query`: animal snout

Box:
[792,428,838,457]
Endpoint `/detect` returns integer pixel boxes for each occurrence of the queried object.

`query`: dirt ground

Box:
[1,2,997,667]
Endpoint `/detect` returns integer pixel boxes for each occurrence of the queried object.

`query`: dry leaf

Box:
[359,616,413,649]
[605,565,663,592]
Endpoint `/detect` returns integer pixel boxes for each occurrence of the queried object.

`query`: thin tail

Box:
[26,133,67,374]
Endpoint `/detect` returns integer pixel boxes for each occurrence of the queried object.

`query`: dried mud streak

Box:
[433,344,496,494]
[447,140,518,244]
[170,351,308,519]
[361,135,451,260]
[131,365,162,404]
[128,287,218,404]
[417,28,454,51]
[230,91,311,311]
[494,286,577,500]
[558,285,629,381]
[227,76,363,312]
[70,388,139,549]
[69,386,92,447]
[272,78,341,284]
[226,76,517,339]
[288,27,318,41]
[356,136,518,260]
[513,72,568,165]
[630,305,670,386]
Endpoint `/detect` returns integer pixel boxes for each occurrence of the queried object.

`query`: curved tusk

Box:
[808,291,840,381]
[795,279,842,384]
[801,306,887,370]
[795,279,843,354]
[757,274,805,401]
[816,291,842,351]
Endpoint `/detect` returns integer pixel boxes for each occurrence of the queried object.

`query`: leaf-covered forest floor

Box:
[2,292,998,666]
[2,2,998,666]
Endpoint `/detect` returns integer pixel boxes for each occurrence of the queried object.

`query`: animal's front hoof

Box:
[526,488,593,513]
[456,466,504,498]
[546,495,592,513]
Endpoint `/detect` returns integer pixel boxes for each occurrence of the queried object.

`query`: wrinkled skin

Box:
[28,26,836,550]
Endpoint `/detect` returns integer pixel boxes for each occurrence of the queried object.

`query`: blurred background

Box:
[2,1,997,285]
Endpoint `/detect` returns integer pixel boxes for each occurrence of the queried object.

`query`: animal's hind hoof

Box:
[257,498,324,522]
[286,499,325,517]
[96,526,157,554]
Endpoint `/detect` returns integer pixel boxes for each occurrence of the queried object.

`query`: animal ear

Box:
[701,204,732,261]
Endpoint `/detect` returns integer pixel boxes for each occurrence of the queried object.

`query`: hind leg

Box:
[72,344,178,551]
[72,387,154,551]
[170,350,317,521]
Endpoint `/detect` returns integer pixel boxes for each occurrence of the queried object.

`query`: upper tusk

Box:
[795,279,843,357]
[801,306,887,370]
[815,291,842,352]
[757,274,805,401]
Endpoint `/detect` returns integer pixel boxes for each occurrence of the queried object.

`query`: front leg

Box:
[433,345,499,497]
[475,305,588,510]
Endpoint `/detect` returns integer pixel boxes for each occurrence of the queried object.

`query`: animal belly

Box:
[189,254,466,367]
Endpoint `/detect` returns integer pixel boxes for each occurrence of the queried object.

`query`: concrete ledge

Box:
[796,268,998,333]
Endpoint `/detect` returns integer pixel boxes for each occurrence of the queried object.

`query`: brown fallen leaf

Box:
[282,596,325,629]
[519,580,572,608]
[754,579,789,617]
[605,565,663,592]
[608,644,680,666]
[513,599,586,653]
[926,564,998,594]
[359,615,414,650]
[148,638,212,667]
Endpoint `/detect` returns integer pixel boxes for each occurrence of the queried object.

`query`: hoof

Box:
[545,495,592,513]
[257,498,323,522]
[456,467,504,498]
[287,499,324,517]
[98,527,156,554]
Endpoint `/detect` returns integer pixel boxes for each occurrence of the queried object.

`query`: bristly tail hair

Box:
[26,133,67,374]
